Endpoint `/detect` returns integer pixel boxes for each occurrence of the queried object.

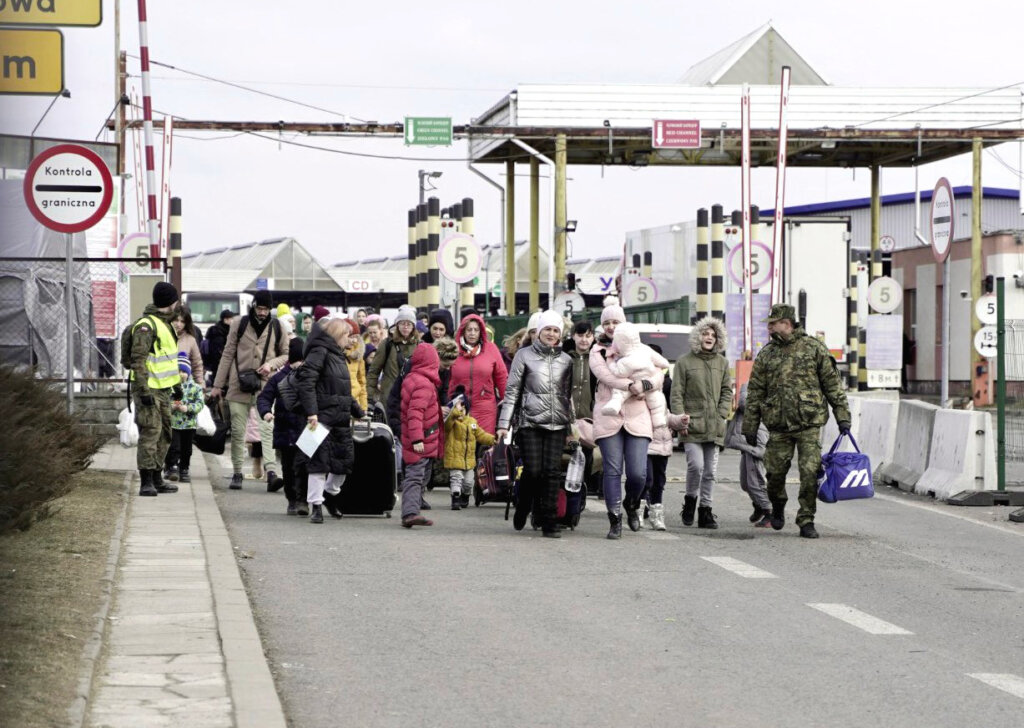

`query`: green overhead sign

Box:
[404,117,452,146]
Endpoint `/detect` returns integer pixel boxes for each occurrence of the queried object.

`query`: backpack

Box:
[199,336,211,363]
[120,315,158,370]
[276,369,305,415]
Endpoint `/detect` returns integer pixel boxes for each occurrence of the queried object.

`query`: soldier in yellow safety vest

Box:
[130,281,183,497]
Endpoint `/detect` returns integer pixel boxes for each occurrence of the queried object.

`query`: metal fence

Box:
[0,258,159,388]
[1002,319,1024,462]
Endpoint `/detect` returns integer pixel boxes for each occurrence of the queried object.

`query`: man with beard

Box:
[211,290,289,491]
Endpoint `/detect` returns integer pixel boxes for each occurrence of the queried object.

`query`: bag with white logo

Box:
[817,431,874,503]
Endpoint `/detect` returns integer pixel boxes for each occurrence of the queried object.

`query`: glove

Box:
[839,424,851,437]
[745,432,758,447]
[641,379,654,392]
[172,385,184,401]
[140,394,155,407]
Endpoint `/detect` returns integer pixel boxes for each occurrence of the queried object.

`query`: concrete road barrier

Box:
[915,409,997,500]
[877,399,938,491]
[856,398,900,477]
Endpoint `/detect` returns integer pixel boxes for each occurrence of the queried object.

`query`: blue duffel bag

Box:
[817,432,874,503]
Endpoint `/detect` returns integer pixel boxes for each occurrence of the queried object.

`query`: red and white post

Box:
[740,84,753,353]
[769,66,792,306]
[136,1,160,269]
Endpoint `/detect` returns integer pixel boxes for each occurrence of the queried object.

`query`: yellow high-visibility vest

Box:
[131,315,179,389]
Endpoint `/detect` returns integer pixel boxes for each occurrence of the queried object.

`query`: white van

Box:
[631,323,693,364]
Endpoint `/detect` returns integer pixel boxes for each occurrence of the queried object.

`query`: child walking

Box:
[725,381,772,527]
[443,387,495,510]
[400,343,444,528]
[164,353,205,485]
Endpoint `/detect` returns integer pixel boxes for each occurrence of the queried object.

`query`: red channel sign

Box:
[23,144,113,233]
[652,119,701,149]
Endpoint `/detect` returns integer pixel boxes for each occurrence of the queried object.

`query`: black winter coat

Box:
[295,328,365,475]
[204,321,230,377]
[256,364,306,450]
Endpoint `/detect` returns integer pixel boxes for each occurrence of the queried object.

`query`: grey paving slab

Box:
[85,441,286,728]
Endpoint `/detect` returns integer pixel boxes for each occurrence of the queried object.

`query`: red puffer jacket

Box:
[401,343,444,465]
[448,314,507,436]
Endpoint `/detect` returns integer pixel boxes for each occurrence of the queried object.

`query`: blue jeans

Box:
[597,430,649,514]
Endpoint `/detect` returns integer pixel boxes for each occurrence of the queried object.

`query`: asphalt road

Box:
[206,448,1024,728]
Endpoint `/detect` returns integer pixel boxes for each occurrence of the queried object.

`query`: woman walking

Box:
[590,303,662,539]
[671,316,732,529]
[497,310,575,538]
[449,313,507,436]
[295,318,365,524]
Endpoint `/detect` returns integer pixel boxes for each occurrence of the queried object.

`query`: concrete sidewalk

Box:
[85,441,285,728]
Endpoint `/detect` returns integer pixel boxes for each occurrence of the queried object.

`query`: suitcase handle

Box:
[351,416,374,442]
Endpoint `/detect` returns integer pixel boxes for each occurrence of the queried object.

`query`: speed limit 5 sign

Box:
[867,276,902,314]
[437,233,481,284]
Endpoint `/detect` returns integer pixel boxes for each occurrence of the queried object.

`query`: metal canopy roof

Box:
[468,83,1023,169]
[678,22,828,86]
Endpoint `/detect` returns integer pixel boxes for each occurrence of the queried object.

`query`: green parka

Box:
[670,317,732,446]
[742,326,851,435]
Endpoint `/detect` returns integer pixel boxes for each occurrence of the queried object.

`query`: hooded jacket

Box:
[670,316,732,446]
[563,337,597,420]
[422,309,455,344]
[743,325,851,435]
[366,324,421,404]
[443,406,496,470]
[256,363,307,449]
[345,334,368,410]
[497,338,574,432]
[589,331,664,442]
[725,382,769,457]
[401,343,444,464]
[448,314,507,435]
[294,326,363,474]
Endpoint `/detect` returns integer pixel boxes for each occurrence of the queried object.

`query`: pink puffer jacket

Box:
[589,339,664,442]
[648,413,690,457]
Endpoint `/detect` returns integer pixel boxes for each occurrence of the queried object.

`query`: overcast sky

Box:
[3,0,1022,267]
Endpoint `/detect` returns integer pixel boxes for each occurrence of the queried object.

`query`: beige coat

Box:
[175,331,204,385]
[212,314,288,403]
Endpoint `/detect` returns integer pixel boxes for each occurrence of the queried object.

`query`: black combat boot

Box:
[310,504,324,523]
[178,468,191,484]
[697,506,718,529]
[138,470,157,497]
[153,469,177,493]
[606,512,622,540]
[770,500,786,531]
[681,495,697,526]
[799,522,819,539]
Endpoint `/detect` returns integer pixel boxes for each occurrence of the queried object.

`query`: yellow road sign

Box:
[0,28,64,95]
[0,0,101,27]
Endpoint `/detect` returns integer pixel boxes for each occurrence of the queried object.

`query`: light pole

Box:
[418,169,442,204]
[30,88,71,157]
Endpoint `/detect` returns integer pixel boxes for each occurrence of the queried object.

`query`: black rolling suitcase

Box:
[330,418,397,517]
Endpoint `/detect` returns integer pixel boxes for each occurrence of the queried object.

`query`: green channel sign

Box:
[404,116,452,146]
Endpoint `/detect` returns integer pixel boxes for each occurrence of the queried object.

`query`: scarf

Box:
[460,336,482,357]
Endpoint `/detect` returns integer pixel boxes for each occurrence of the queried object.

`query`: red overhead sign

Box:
[652,119,701,149]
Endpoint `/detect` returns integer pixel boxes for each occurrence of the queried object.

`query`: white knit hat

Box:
[394,305,417,325]
[536,309,564,335]
[527,311,542,332]
[601,303,626,324]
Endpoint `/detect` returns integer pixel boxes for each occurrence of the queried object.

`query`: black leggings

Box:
[165,428,195,470]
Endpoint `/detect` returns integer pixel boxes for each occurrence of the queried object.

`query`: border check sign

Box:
[930,177,954,263]
[24,144,113,233]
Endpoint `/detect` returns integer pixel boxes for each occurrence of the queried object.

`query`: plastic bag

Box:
[565,446,585,493]
[116,404,139,448]
[196,403,216,437]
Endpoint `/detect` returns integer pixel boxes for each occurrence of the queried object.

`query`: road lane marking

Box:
[701,556,776,579]
[872,491,1024,538]
[968,673,1024,699]
[807,603,913,635]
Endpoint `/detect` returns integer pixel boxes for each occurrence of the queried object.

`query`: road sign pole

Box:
[997,276,1006,491]
[941,259,950,407]
[65,233,75,414]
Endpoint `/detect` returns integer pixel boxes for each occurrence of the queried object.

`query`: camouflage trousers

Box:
[134,389,173,470]
[764,427,822,527]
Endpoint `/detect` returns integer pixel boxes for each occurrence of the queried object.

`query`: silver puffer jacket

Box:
[498,339,575,431]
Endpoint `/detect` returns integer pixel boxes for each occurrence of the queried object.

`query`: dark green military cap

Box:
[765,303,796,323]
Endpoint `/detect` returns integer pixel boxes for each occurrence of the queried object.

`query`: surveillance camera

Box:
[959,290,969,299]
[1014,270,1023,280]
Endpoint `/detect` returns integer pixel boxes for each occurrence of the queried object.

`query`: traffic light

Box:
[566,272,576,291]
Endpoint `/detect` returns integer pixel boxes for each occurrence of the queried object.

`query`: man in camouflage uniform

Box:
[131,281,183,497]
[742,303,851,539]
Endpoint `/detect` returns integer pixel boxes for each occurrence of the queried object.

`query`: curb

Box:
[195,452,287,728]
[68,470,131,728]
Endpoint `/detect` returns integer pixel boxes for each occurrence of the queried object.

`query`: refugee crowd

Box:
[127,282,850,540]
